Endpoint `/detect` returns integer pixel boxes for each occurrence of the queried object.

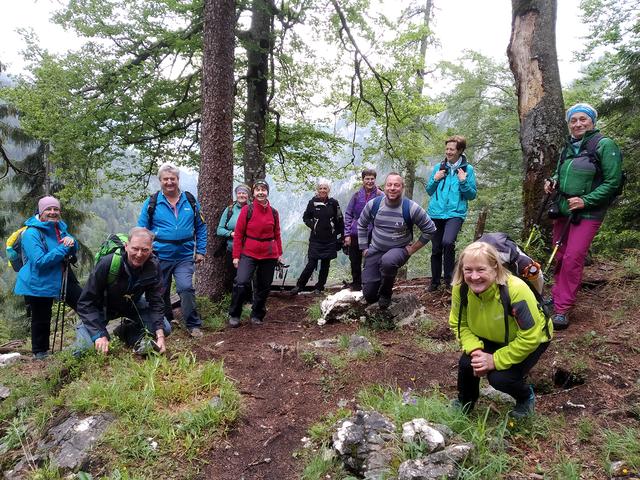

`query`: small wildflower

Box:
[402,388,417,405]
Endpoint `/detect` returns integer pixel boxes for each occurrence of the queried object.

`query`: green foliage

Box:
[307,301,322,323]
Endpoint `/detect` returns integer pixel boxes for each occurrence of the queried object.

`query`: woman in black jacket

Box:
[290,180,344,294]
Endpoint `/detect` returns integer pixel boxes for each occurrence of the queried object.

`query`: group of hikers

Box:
[11,102,623,418]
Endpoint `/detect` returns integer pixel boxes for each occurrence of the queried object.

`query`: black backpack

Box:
[146,191,204,235]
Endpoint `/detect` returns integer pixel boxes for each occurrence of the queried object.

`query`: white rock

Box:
[402,419,445,453]
[0,353,21,367]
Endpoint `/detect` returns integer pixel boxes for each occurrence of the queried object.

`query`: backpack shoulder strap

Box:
[223,203,235,229]
[246,203,254,223]
[107,252,122,285]
[497,283,512,344]
[401,198,413,230]
[370,195,383,221]
[584,133,604,159]
[457,282,469,339]
[146,191,160,229]
[271,207,279,235]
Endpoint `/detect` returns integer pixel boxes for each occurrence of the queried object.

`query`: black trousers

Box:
[26,270,82,354]
[296,257,331,290]
[430,217,464,285]
[229,255,277,320]
[457,340,549,405]
[348,234,363,287]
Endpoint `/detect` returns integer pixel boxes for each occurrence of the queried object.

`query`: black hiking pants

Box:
[26,270,82,354]
[430,217,463,286]
[296,257,331,291]
[229,255,277,321]
[348,234,363,288]
[457,339,549,406]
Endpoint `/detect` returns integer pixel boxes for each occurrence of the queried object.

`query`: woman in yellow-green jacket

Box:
[449,242,553,418]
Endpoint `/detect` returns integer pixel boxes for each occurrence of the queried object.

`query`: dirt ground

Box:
[191,260,640,480]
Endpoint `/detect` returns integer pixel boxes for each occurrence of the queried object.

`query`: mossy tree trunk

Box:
[197,0,236,299]
[507,0,566,241]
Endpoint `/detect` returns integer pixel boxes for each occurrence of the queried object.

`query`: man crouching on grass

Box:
[74,227,171,355]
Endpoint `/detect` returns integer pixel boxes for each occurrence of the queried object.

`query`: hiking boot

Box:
[350,283,362,291]
[33,351,50,361]
[228,317,240,328]
[312,288,323,294]
[427,283,440,292]
[552,313,569,330]
[450,398,474,414]
[289,286,301,296]
[188,327,204,338]
[378,296,392,309]
[250,317,263,325]
[510,386,535,419]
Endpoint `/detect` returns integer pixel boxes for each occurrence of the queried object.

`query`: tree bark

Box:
[242,0,273,185]
[507,0,566,241]
[197,0,235,299]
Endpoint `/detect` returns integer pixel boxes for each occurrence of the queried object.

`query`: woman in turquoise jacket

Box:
[449,242,552,418]
[426,135,477,291]
[14,196,82,359]
[216,184,251,292]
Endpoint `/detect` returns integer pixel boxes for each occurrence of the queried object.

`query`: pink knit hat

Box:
[38,196,61,215]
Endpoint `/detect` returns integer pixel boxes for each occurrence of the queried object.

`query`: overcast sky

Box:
[0,0,584,85]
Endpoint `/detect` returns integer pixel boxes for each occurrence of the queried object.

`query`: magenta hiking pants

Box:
[551,217,602,314]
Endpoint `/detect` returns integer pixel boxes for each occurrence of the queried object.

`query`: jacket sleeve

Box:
[144,261,166,332]
[492,282,549,370]
[425,164,440,196]
[194,200,208,255]
[216,207,233,237]
[582,137,623,208]
[357,200,374,250]
[232,206,248,259]
[459,165,477,200]
[22,228,71,269]
[274,209,283,257]
[137,198,151,228]
[303,200,315,229]
[343,193,357,236]
[449,284,484,354]
[411,204,437,244]
[76,259,111,342]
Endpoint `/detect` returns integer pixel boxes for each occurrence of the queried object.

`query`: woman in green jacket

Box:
[449,242,553,418]
[544,103,623,330]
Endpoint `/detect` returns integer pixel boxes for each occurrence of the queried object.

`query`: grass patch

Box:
[196,295,230,331]
[307,301,322,323]
[602,426,640,473]
[0,350,240,478]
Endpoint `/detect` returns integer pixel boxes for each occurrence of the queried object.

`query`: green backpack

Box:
[94,233,128,284]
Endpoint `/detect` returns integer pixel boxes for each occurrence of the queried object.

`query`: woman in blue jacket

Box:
[426,135,477,291]
[14,196,82,359]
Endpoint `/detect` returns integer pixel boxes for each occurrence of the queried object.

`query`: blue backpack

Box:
[370,196,413,234]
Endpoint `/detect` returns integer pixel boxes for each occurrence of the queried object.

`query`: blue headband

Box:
[566,103,597,124]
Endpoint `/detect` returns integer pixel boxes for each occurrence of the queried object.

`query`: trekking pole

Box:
[58,259,70,352]
[545,213,575,273]
[281,264,289,290]
[51,258,69,353]
[524,192,551,251]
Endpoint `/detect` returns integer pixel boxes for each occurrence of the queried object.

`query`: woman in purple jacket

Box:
[343,169,384,290]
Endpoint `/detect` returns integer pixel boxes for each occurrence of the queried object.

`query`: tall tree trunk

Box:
[507,0,566,241]
[197,0,235,300]
[404,0,433,200]
[242,0,273,185]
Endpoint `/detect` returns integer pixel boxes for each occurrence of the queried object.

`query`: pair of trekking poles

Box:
[51,257,71,353]
[524,189,576,273]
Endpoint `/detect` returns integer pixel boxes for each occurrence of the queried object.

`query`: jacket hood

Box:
[24,215,68,232]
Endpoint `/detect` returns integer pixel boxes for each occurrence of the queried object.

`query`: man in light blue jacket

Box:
[425,135,477,291]
[138,164,207,337]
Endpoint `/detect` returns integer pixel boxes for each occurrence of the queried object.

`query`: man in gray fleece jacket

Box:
[357,172,436,308]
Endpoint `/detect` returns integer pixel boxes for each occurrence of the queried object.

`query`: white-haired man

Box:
[138,164,207,337]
